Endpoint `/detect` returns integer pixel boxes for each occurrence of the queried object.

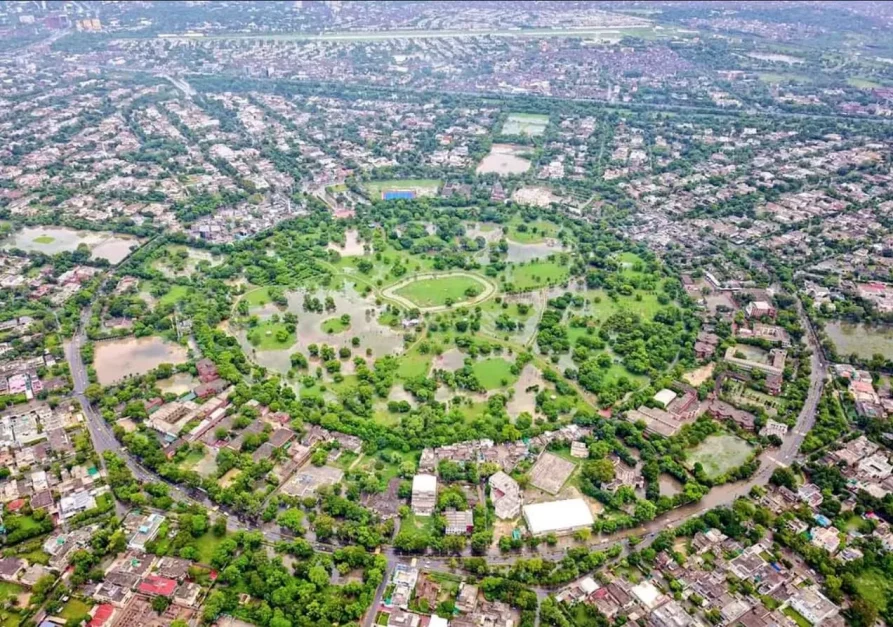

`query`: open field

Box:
[502,113,549,136]
[322,317,351,334]
[247,321,296,350]
[383,272,495,311]
[476,144,532,175]
[503,260,570,291]
[472,358,518,390]
[825,321,893,359]
[686,434,754,480]
[505,217,561,244]
[855,569,891,611]
[394,275,486,308]
[158,285,191,307]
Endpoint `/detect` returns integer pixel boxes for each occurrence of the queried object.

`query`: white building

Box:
[411,474,437,516]
[523,499,594,536]
[489,471,521,520]
[653,389,677,408]
[762,420,789,438]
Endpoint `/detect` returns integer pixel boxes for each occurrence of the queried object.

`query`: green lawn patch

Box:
[33,236,55,244]
[686,434,754,480]
[472,358,518,390]
[158,285,191,307]
[364,179,441,199]
[583,289,666,321]
[194,531,227,565]
[504,261,570,291]
[394,275,487,308]
[247,321,295,350]
[0,583,22,605]
[855,569,892,611]
[322,317,351,334]
[397,351,433,380]
[782,607,811,627]
[181,450,206,468]
[59,598,91,621]
[242,287,275,308]
[506,218,560,244]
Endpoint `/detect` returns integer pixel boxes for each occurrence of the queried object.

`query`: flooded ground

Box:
[157,372,197,396]
[2,226,141,265]
[327,229,366,257]
[506,364,545,419]
[475,144,532,175]
[825,321,893,359]
[659,474,683,497]
[230,285,403,374]
[94,336,189,385]
[505,240,566,263]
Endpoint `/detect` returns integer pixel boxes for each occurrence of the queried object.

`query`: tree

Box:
[847,598,878,627]
[583,458,615,485]
[151,595,171,614]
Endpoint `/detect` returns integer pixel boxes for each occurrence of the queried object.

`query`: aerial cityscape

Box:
[1,1,893,626]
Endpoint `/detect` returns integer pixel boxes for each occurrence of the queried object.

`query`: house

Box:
[137,575,177,597]
[789,587,839,625]
[488,471,521,519]
[570,441,589,459]
[444,510,474,535]
[390,564,419,609]
[745,301,776,319]
[456,583,479,614]
[653,389,677,408]
[411,474,437,516]
[762,420,789,438]
[810,527,841,554]
[195,359,219,383]
[0,557,24,583]
[128,513,165,551]
[387,609,420,627]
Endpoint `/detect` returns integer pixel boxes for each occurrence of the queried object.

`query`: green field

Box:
[394,275,487,307]
[59,598,91,621]
[364,179,441,197]
[322,317,351,334]
[686,434,754,480]
[505,261,570,291]
[848,76,884,89]
[396,350,433,380]
[243,287,276,308]
[782,607,811,627]
[158,285,191,306]
[33,236,55,244]
[502,113,549,136]
[855,569,892,611]
[194,531,228,565]
[583,289,666,321]
[505,218,560,244]
[472,358,518,390]
[247,321,296,350]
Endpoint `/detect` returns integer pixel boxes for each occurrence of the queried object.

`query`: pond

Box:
[476,145,532,175]
[505,240,566,263]
[94,337,189,385]
[825,321,893,360]
[1,226,140,265]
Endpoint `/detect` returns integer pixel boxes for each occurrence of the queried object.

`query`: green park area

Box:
[247,320,296,350]
[394,275,487,308]
[33,236,55,244]
[505,217,561,244]
[504,260,570,291]
[158,285,191,307]
[854,569,891,611]
[686,434,754,480]
[472,357,519,390]
[322,317,351,334]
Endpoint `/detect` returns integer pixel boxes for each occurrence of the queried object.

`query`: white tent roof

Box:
[523,498,593,535]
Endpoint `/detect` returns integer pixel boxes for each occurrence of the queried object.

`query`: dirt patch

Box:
[529,452,576,495]
[327,229,366,257]
[683,362,715,386]
[116,418,139,433]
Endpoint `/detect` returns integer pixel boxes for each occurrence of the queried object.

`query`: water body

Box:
[505,240,566,263]
[2,226,140,265]
[94,337,189,385]
[825,321,893,360]
[230,285,404,374]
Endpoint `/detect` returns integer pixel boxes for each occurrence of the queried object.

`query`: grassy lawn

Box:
[365,179,441,198]
[848,76,883,89]
[247,321,295,350]
[17,549,49,565]
[33,236,55,244]
[158,285,191,307]
[584,289,666,321]
[395,275,486,308]
[396,350,433,380]
[855,569,892,611]
[472,358,518,390]
[506,218,560,244]
[59,599,91,621]
[782,607,812,627]
[242,286,275,308]
[0,583,22,605]
[194,531,227,565]
[686,434,754,480]
[504,261,570,291]
[322,317,351,334]
[181,450,206,468]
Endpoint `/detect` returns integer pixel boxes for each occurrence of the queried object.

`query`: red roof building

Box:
[137,575,177,597]
[88,604,114,627]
